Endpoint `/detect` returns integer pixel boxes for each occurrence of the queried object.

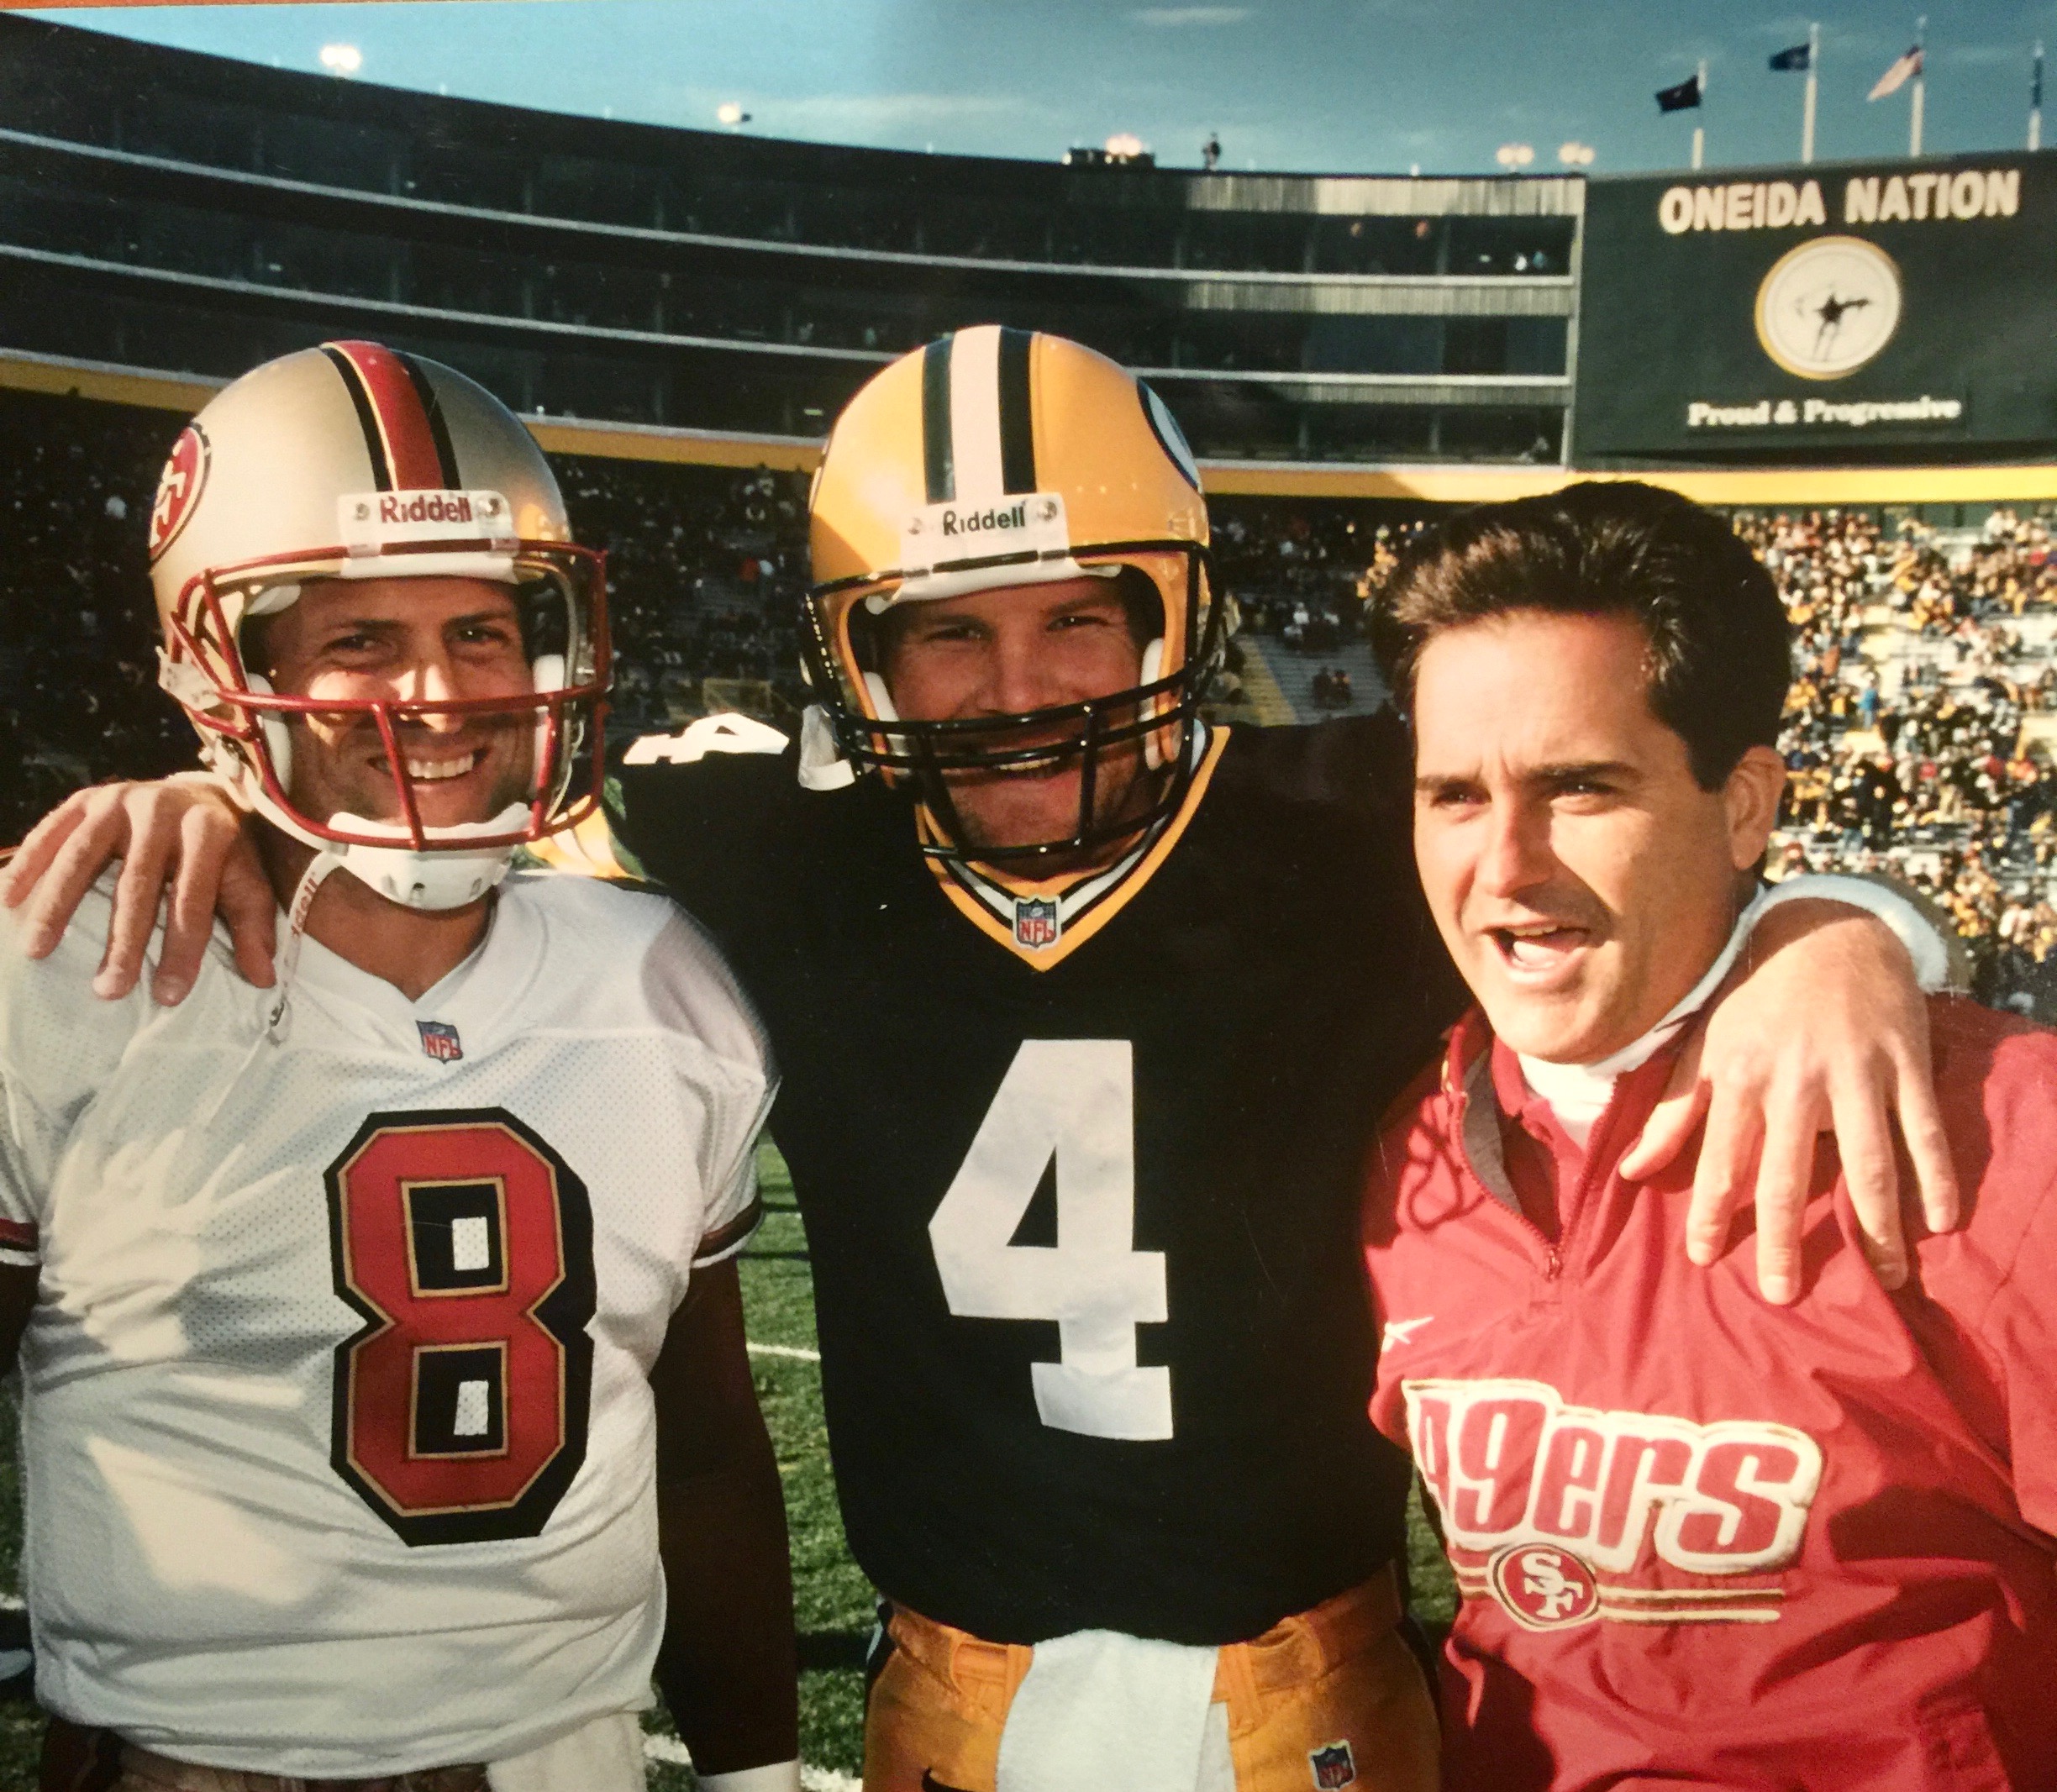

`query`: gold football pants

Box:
[862,1568,1438,1792]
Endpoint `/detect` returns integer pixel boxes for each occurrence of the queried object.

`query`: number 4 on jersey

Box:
[929,1039,1172,1441]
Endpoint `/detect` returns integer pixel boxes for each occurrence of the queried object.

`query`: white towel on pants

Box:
[995,1629,1234,1792]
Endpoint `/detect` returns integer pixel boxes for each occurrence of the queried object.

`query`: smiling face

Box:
[1411,608,1784,1064]
[255,575,537,833]
[878,574,1158,867]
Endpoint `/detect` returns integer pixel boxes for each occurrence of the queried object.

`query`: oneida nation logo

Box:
[1754,236,1902,380]
[149,423,210,563]
[1402,1377,1823,1579]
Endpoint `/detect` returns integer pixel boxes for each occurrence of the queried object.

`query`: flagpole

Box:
[1692,58,1707,169]
[1802,23,1820,163]
[2033,40,2044,151]
[1910,15,1926,156]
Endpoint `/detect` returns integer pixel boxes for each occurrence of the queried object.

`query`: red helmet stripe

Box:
[323,340,451,491]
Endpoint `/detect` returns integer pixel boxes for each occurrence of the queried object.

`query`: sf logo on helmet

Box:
[1487,1542,1601,1630]
[150,423,210,564]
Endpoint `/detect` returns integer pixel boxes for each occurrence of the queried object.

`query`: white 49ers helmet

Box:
[801,326,1224,862]
[150,341,609,909]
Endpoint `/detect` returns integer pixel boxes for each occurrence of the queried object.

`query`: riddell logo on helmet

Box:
[339,489,514,556]
[934,501,1028,538]
[378,491,474,526]
[898,492,1071,586]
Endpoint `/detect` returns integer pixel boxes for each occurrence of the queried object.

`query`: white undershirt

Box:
[1515,875,1949,1148]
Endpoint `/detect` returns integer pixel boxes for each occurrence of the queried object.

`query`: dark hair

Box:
[1370,481,1791,790]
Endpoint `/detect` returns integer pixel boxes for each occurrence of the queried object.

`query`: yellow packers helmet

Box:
[801,325,1223,862]
[149,340,610,909]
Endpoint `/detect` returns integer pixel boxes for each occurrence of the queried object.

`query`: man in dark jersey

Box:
[598,328,1951,1792]
[7,329,1954,1792]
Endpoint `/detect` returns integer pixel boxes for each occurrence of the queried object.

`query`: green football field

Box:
[0,1143,1454,1789]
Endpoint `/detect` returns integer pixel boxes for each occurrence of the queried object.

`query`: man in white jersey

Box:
[0,343,799,1792]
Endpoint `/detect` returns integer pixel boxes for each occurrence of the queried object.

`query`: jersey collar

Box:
[919,723,1229,971]
[287,878,544,1059]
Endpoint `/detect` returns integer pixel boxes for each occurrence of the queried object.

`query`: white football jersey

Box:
[0,871,772,1776]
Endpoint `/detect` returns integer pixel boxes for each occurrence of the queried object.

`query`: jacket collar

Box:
[1438,1007,1686,1221]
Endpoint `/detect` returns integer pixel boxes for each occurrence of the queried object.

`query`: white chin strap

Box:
[245,673,294,788]
[323,805,527,910]
[1139,637,1167,770]
[218,754,524,912]
[862,670,899,722]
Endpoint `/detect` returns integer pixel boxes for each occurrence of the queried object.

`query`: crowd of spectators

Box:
[0,392,193,847]
[7,386,2057,1017]
[1745,505,2057,1016]
[1210,500,1423,647]
[553,455,810,734]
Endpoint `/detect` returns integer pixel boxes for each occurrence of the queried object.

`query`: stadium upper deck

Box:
[0,13,1576,465]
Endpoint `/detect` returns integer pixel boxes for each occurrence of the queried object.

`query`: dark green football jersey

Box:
[613,715,1461,1645]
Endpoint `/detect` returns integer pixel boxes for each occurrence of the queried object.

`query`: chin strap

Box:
[266,849,346,1039]
[196,849,345,1130]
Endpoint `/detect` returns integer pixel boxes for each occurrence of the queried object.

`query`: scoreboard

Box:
[1573,150,2057,465]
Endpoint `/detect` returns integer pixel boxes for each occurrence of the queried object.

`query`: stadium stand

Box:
[0,12,1576,465]
[1749,505,2057,1016]
[9,371,2055,1019]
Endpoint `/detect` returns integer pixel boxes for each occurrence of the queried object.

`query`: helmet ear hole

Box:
[245,673,292,791]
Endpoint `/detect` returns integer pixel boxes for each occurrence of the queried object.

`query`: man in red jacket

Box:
[1363,482,2057,1790]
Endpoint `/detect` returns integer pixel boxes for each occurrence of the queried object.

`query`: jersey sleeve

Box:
[604,721,800,954]
[0,883,152,1266]
[1310,711,1471,1043]
[638,907,779,1270]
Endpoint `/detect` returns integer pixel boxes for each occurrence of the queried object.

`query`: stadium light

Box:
[318,43,362,77]
[1105,132,1147,160]
[717,102,753,129]
[1495,142,1535,168]
[1558,140,1597,166]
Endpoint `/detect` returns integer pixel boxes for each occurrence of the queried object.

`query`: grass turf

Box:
[0,1141,1455,1789]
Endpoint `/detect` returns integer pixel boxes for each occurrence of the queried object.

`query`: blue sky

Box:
[41,0,2054,175]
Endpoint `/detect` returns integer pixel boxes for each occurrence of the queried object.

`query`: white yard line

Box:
[641,1732,859,1790]
[746,1340,821,1363]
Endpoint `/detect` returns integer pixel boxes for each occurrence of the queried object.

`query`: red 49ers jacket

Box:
[1363,996,2057,1792]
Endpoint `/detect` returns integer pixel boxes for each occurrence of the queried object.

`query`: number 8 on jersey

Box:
[325,1109,597,1546]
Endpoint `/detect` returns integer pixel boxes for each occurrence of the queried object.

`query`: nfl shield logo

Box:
[1308,1742,1356,1789]
[417,1020,464,1063]
[1013,898,1060,950]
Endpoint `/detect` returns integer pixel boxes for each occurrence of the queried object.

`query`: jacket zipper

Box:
[1449,1071,1568,1280]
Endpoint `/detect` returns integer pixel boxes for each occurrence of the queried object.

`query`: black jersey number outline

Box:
[927,1040,1172,1440]
[324,1108,596,1545]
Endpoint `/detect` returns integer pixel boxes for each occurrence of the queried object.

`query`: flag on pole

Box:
[1655,73,1702,112]
[1869,45,1923,100]
[1769,42,1812,71]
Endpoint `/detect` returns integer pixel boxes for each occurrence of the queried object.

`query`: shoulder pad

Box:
[623,712,790,766]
